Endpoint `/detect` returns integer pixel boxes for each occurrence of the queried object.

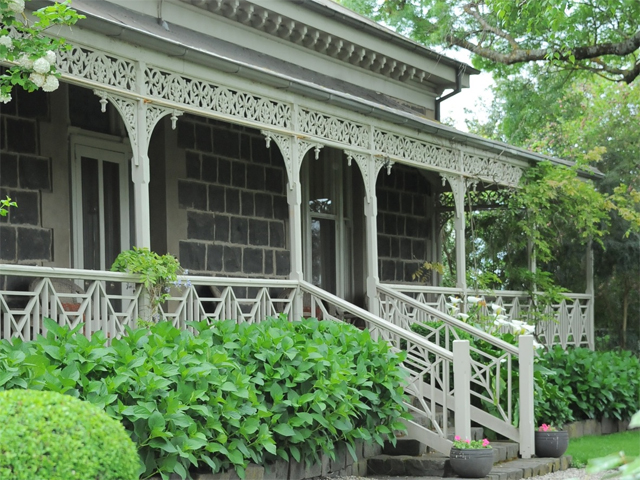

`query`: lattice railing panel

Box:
[377,284,519,433]
[387,285,593,348]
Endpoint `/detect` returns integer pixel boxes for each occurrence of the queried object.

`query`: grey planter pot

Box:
[449,447,494,478]
[535,431,569,458]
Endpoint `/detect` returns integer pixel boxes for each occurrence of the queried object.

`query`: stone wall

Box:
[376,164,435,284]
[175,116,290,278]
[0,89,52,265]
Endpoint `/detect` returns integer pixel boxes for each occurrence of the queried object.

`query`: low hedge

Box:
[0,389,140,480]
[535,346,640,426]
[0,316,409,480]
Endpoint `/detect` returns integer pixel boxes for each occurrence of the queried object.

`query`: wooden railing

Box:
[384,284,594,349]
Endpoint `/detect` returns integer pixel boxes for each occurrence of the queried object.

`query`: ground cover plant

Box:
[0,316,409,480]
[0,389,140,480]
[567,430,640,467]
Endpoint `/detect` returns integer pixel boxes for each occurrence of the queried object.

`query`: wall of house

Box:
[170,115,290,278]
[376,165,438,284]
[0,88,54,266]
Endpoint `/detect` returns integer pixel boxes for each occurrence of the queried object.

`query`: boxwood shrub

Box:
[0,316,409,480]
[0,389,140,480]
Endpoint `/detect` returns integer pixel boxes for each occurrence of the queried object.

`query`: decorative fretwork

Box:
[345,150,373,200]
[146,105,183,139]
[299,109,370,148]
[463,153,523,188]
[145,67,292,129]
[374,128,460,172]
[58,45,136,90]
[94,90,139,150]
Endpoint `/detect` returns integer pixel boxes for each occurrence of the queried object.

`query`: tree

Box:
[339,0,640,83]
[0,0,84,104]
[470,73,640,348]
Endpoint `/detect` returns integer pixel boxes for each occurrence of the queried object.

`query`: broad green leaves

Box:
[0,316,410,479]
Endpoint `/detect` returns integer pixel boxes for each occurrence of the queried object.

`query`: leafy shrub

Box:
[0,316,409,480]
[536,346,640,423]
[0,389,140,480]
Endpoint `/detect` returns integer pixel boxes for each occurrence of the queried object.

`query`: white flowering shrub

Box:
[0,0,84,103]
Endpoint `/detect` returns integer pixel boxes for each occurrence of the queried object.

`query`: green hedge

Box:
[0,389,140,480]
[535,346,640,426]
[0,316,409,480]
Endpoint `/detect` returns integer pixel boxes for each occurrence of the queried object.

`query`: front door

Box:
[302,149,355,300]
[71,138,132,271]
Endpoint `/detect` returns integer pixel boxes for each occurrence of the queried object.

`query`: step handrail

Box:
[377,283,518,354]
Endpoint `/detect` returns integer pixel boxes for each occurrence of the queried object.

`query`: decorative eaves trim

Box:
[179,0,439,89]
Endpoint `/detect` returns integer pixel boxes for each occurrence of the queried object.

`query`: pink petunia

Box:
[455,436,461,441]
[482,439,490,447]
[465,439,470,444]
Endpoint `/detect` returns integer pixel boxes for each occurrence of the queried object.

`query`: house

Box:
[0,0,595,458]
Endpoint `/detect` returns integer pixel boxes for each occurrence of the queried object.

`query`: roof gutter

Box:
[435,66,462,122]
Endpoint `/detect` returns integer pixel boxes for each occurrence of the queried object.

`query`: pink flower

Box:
[455,436,461,441]
[465,439,470,444]
[482,439,490,447]
[540,424,550,432]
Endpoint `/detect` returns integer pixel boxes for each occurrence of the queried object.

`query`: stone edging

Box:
[565,417,631,439]
[150,440,383,480]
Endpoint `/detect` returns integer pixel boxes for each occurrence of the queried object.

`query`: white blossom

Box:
[490,303,503,314]
[0,36,13,50]
[448,296,461,305]
[17,54,34,69]
[42,75,59,92]
[44,50,56,65]
[467,296,483,303]
[0,93,12,104]
[33,57,51,74]
[457,313,469,321]
[7,0,25,14]
[29,72,45,88]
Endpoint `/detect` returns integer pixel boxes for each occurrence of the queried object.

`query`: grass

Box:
[566,430,640,467]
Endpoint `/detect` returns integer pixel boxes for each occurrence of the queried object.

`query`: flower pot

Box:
[449,447,494,478]
[535,431,569,457]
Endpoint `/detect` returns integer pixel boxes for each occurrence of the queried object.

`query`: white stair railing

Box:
[376,283,535,458]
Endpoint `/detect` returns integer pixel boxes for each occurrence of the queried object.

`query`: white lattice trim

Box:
[299,109,370,148]
[373,128,460,172]
[463,153,523,188]
[58,45,136,91]
[145,66,292,129]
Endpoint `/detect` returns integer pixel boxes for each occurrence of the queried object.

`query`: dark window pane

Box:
[81,157,100,270]
[102,160,121,269]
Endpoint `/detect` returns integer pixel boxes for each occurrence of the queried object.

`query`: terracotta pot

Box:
[535,431,569,457]
[449,447,494,478]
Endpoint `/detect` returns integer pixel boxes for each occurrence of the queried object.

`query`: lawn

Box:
[566,430,640,467]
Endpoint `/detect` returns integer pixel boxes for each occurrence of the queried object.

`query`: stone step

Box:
[367,454,572,479]
[383,439,427,456]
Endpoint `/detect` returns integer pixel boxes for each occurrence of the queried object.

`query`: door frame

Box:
[70,134,132,270]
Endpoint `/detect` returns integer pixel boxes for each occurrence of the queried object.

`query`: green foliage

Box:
[339,0,640,83]
[0,195,16,216]
[412,261,444,284]
[0,316,409,480]
[111,247,184,320]
[535,347,640,425]
[0,0,84,102]
[0,389,140,480]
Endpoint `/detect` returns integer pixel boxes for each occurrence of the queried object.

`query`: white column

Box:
[518,335,535,458]
[453,340,471,441]
[364,189,380,316]
[132,98,151,248]
[585,239,595,349]
[443,175,467,292]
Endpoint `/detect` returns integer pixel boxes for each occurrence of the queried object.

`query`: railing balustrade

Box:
[384,283,593,349]
[376,284,535,457]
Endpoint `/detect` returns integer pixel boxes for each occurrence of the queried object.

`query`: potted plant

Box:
[535,424,569,458]
[449,436,494,478]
